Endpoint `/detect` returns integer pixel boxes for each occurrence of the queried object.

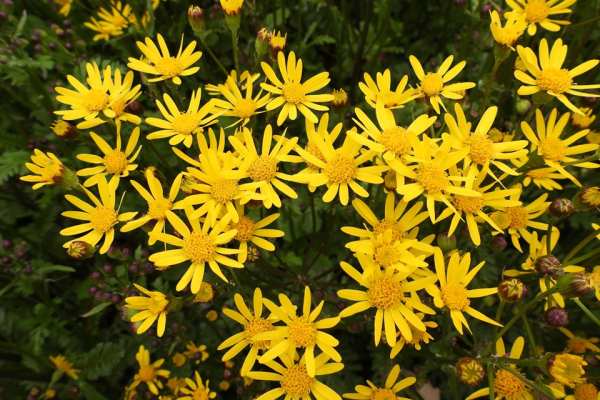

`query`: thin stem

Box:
[573,298,600,329]
[487,362,496,400]
[198,35,228,76]
[563,231,597,265]
[568,246,600,265]
[494,289,556,342]
[231,30,240,73]
[521,316,539,357]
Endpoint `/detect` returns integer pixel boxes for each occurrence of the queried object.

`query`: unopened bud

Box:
[545,307,569,327]
[255,28,269,58]
[535,255,562,277]
[51,120,77,139]
[549,198,574,218]
[268,31,286,53]
[491,234,508,252]
[187,6,205,33]
[383,170,396,192]
[563,273,593,298]
[331,88,348,108]
[456,357,485,386]
[67,241,95,259]
[515,99,531,115]
[498,278,527,302]
[124,100,144,116]
[437,232,457,252]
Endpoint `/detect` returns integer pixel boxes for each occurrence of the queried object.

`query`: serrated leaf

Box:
[77,381,109,400]
[78,342,125,380]
[81,302,112,318]
[0,150,29,185]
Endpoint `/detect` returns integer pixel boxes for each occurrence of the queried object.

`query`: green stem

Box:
[573,298,600,329]
[487,362,496,400]
[521,316,539,357]
[198,35,228,76]
[494,289,556,342]
[231,30,240,73]
[568,246,600,265]
[563,231,597,265]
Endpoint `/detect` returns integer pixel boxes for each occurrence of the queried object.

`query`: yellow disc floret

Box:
[324,154,356,184]
[183,231,216,263]
[441,282,470,311]
[248,156,278,182]
[281,364,313,397]
[89,206,118,233]
[537,68,572,94]
[421,73,444,97]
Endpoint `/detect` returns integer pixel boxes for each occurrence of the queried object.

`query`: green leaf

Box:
[81,302,112,318]
[36,265,76,275]
[0,150,29,185]
[78,342,125,380]
[77,381,109,400]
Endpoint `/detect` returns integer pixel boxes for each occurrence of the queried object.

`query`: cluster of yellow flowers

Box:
[25,0,600,399]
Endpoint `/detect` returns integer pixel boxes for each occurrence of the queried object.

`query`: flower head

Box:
[515,39,600,115]
[128,33,202,85]
[550,353,588,388]
[126,284,169,337]
[490,10,527,48]
[358,70,418,109]
[84,1,136,42]
[409,55,476,114]
[49,355,79,380]
[21,149,65,190]
[343,364,416,400]
[261,51,334,125]
[220,0,243,15]
[230,204,284,263]
[179,371,216,400]
[506,0,576,36]
[130,345,170,395]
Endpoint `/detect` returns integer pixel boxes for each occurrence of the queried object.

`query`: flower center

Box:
[505,206,529,229]
[247,156,278,182]
[454,195,484,214]
[494,369,527,398]
[380,127,412,157]
[373,220,404,241]
[374,241,402,267]
[210,179,239,203]
[244,318,273,349]
[234,216,256,242]
[154,56,183,78]
[371,388,396,400]
[525,0,550,23]
[148,197,172,220]
[190,388,209,400]
[172,114,199,136]
[540,137,567,161]
[183,231,216,264]
[147,294,168,314]
[138,365,156,382]
[235,98,257,118]
[84,89,109,112]
[441,282,470,310]
[421,73,444,97]
[467,134,495,165]
[537,68,572,94]
[104,150,128,174]
[288,316,316,347]
[324,154,356,184]
[574,383,598,400]
[281,364,313,397]
[89,206,118,233]
[417,163,449,194]
[282,82,305,104]
[42,161,64,182]
[367,276,404,310]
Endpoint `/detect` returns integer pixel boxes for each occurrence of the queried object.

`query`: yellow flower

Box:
[53,0,73,16]
[352,104,436,164]
[220,0,244,15]
[588,265,600,301]
[521,165,566,191]
[409,54,475,114]
[130,345,170,395]
[331,88,348,107]
[76,126,141,187]
[219,288,278,376]
[172,353,187,367]
[178,371,216,400]
[358,69,418,109]
[337,254,437,347]
[261,51,334,126]
[206,310,219,321]
[210,70,271,126]
[49,355,79,380]
[125,283,169,337]
[521,108,599,185]
[504,228,584,308]
[389,315,437,357]
[559,328,600,354]
[248,352,343,400]
[231,204,284,263]
[294,127,386,206]
[148,212,241,293]
[258,286,341,377]
[229,125,299,208]
[193,282,215,303]
[440,167,522,246]
[506,0,576,36]
[341,193,435,270]
[146,89,218,148]
[184,342,209,363]
[121,168,183,244]
[269,31,287,52]
[490,191,549,252]
[572,107,596,129]
[515,39,600,115]
[51,120,77,138]
[390,136,480,223]
[586,130,600,144]
[21,149,65,190]
[565,383,599,400]
[128,33,202,85]
[466,337,533,400]
[429,249,501,334]
[550,353,588,388]
[84,1,136,42]
[489,10,527,49]
[443,103,528,176]
[60,176,137,254]
[343,364,416,400]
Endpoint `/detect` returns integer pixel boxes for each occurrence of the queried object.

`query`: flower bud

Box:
[187,5,205,33]
[67,241,95,259]
[579,186,600,208]
[124,100,144,116]
[535,255,562,277]
[549,198,574,218]
[268,30,286,53]
[545,307,569,327]
[51,120,77,139]
[491,234,508,252]
[331,88,349,108]
[383,170,396,192]
[564,273,594,298]
[456,357,485,386]
[498,278,527,302]
[255,28,270,58]
[436,232,457,252]
[515,99,531,115]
